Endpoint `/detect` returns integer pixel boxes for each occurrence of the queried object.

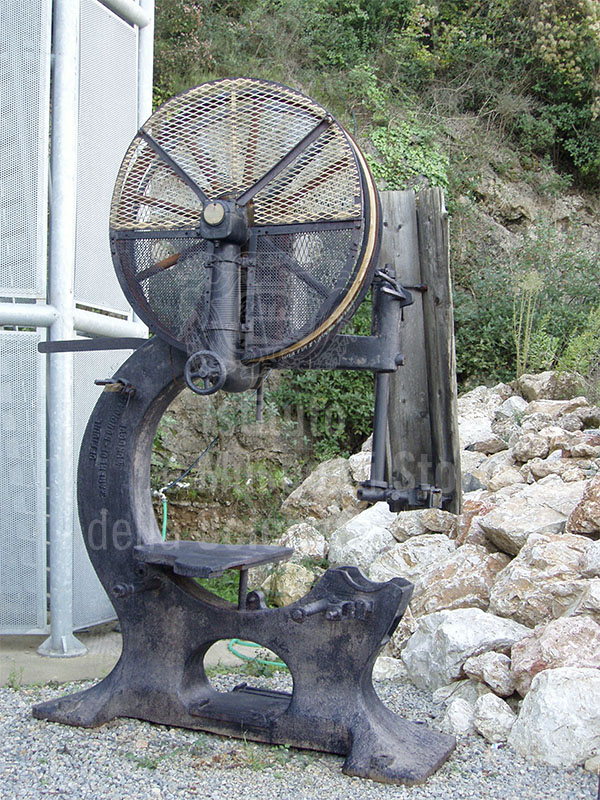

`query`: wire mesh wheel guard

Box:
[109,77,379,362]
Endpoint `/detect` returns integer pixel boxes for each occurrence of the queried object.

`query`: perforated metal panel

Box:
[0,332,47,633]
[74,0,139,314]
[0,0,51,298]
[72,1,141,624]
[71,346,132,629]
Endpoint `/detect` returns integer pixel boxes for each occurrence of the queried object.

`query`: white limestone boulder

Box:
[581,539,600,577]
[487,466,526,493]
[498,395,529,419]
[479,476,588,555]
[473,693,517,744]
[465,433,509,455]
[347,450,371,484]
[564,578,600,622]
[421,508,457,534]
[585,754,600,774]
[261,562,317,607]
[508,667,600,767]
[410,545,510,617]
[438,698,476,737]
[276,523,327,563]
[401,608,530,691]
[511,431,550,462]
[566,474,600,537]
[368,534,455,584]
[459,416,495,452]
[510,616,600,696]
[389,510,428,542]
[327,502,396,570]
[457,385,509,450]
[281,456,364,526]
[524,396,589,418]
[455,499,497,548]
[488,531,596,627]
[561,429,600,459]
[461,450,489,492]
[432,678,492,708]
[473,693,517,743]
[372,656,406,681]
[525,455,588,482]
[516,371,584,401]
[463,651,516,697]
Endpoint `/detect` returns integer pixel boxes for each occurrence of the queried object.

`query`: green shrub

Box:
[367,117,450,190]
[269,296,374,459]
[271,368,374,461]
[154,0,600,186]
[513,269,544,378]
[558,306,600,375]
[453,282,516,385]
[526,314,561,373]
[453,220,600,385]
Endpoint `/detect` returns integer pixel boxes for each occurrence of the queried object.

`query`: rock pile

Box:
[262,370,600,770]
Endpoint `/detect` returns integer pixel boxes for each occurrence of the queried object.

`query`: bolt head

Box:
[203,201,226,226]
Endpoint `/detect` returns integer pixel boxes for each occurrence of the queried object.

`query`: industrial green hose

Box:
[228,638,288,669]
[161,496,168,540]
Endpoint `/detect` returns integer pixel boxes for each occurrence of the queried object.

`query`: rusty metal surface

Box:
[133,541,294,579]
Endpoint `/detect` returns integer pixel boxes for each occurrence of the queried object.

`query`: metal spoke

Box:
[267,156,350,208]
[139,129,211,205]
[259,233,329,297]
[135,240,213,281]
[130,193,202,219]
[252,219,360,236]
[112,229,200,240]
[236,115,332,206]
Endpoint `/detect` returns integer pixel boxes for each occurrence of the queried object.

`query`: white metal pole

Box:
[133,0,154,330]
[0,303,59,327]
[38,0,86,657]
[137,0,154,126]
[101,0,150,28]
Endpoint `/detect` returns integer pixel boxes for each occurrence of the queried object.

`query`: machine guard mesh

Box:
[110,78,380,360]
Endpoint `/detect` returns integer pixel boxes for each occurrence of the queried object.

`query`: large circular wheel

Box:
[109,78,380,363]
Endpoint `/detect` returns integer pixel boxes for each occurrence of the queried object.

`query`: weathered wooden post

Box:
[383,188,462,514]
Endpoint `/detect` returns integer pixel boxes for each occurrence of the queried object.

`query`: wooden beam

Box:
[382,191,433,493]
[416,188,462,513]
[384,188,462,513]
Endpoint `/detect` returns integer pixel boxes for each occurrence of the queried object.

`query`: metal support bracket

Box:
[358,482,452,512]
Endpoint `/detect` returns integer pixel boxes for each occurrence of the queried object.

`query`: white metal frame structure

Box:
[0,0,154,655]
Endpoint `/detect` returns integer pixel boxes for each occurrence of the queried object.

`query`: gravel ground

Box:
[1,671,597,800]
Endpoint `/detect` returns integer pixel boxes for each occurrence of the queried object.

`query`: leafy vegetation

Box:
[197,570,240,603]
[268,293,374,459]
[153,0,600,454]
[154,0,600,186]
[454,219,600,385]
[367,118,450,190]
[557,305,600,402]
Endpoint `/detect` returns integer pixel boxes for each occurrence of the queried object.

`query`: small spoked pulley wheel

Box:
[184,350,227,395]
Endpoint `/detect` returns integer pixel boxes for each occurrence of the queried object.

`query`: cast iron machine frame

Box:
[34,78,456,785]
